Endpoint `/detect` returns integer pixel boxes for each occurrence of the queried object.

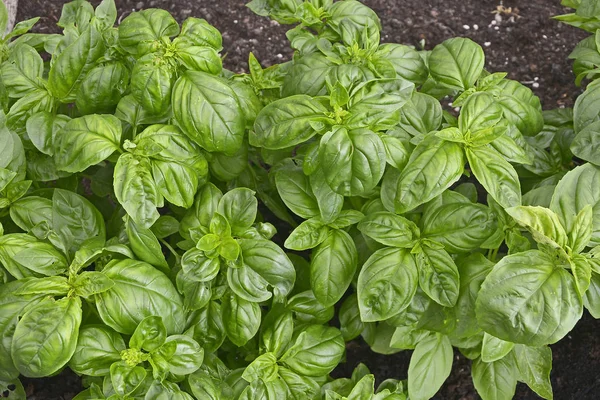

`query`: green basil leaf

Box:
[451,253,495,339]
[505,206,568,249]
[153,334,204,376]
[274,159,319,219]
[497,79,544,137]
[0,280,45,380]
[288,290,334,324]
[284,217,329,251]
[421,202,496,253]
[513,344,553,400]
[52,188,106,255]
[570,119,600,165]
[222,292,261,347]
[310,168,344,223]
[310,229,357,307]
[472,356,518,400]
[129,315,167,352]
[126,216,169,273]
[415,245,460,307]
[260,306,293,358]
[179,17,222,50]
[189,301,225,352]
[395,136,464,214]
[357,247,418,322]
[110,361,147,397]
[173,71,245,155]
[217,188,257,233]
[13,276,69,296]
[281,325,345,377]
[357,211,419,248]
[47,24,105,102]
[76,62,130,115]
[345,79,414,131]
[176,43,222,74]
[69,325,126,377]
[319,127,386,196]
[550,163,600,247]
[0,44,44,97]
[376,43,428,85]
[95,259,185,335]
[407,333,453,400]
[239,239,296,300]
[467,146,521,209]
[181,248,220,282]
[428,38,484,91]
[118,9,179,55]
[397,92,443,137]
[54,114,122,173]
[130,53,174,115]
[0,234,68,279]
[339,294,364,341]
[278,367,320,400]
[251,95,330,149]
[476,250,583,346]
[227,264,272,303]
[242,352,278,383]
[481,333,515,363]
[114,153,162,229]
[11,297,82,377]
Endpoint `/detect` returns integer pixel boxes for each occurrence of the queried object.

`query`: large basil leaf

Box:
[467,146,521,209]
[319,127,386,196]
[357,211,419,248]
[0,280,45,380]
[69,325,126,377]
[476,250,582,346]
[407,333,453,400]
[47,24,105,102]
[125,217,169,273]
[54,114,122,173]
[428,38,484,91]
[394,135,464,214]
[118,9,180,55]
[251,95,330,150]
[280,325,345,377]
[172,71,245,155]
[11,297,82,377]
[222,293,261,347]
[0,234,67,279]
[421,202,496,253]
[415,246,460,307]
[114,153,162,229]
[95,259,185,335]
[550,163,600,247]
[239,239,296,299]
[0,44,44,98]
[513,344,553,400]
[357,247,418,322]
[52,188,106,256]
[310,229,357,307]
[471,356,518,400]
[76,62,130,115]
[131,53,174,116]
[274,159,319,219]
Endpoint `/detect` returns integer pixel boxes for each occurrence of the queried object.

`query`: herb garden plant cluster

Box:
[1,0,600,398]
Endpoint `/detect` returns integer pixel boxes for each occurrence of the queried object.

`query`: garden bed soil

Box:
[15,0,600,399]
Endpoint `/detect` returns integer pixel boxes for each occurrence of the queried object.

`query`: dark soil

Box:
[14,0,600,399]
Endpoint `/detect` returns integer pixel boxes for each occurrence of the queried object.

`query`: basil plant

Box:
[0,0,599,399]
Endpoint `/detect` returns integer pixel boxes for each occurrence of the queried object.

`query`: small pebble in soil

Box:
[484,41,491,46]
[473,24,479,30]
[463,24,470,30]
[533,82,540,88]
